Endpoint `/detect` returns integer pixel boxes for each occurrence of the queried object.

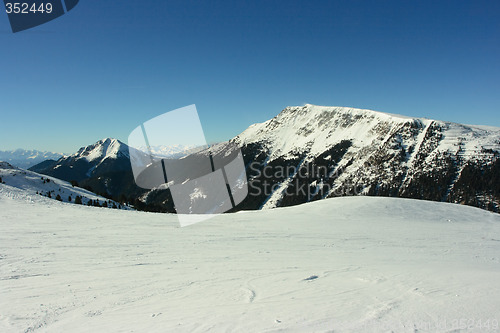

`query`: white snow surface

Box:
[1,188,500,332]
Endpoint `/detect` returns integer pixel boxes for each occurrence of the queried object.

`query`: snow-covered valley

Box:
[1,186,499,332]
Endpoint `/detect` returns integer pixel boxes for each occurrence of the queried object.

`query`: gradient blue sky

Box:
[1,0,499,153]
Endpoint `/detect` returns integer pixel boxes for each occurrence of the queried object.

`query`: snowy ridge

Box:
[236,104,499,162]
[0,162,127,209]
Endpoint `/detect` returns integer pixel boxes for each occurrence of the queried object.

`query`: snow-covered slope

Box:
[0,162,125,208]
[1,191,499,332]
[0,149,63,169]
[234,104,500,212]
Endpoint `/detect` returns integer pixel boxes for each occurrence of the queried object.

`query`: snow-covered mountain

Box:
[30,138,131,180]
[232,104,500,212]
[29,138,146,204]
[0,162,126,209]
[72,137,130,163]
[0,149,63,169]
[1,188,500,331]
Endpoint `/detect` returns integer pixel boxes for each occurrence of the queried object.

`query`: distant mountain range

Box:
[0,149,63,169]
[139,144,200,158]
[27,105,500,213]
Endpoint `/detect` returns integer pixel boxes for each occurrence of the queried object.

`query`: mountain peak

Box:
[29,137,134,189]
[74,138,128,162]
[96,138,120,145]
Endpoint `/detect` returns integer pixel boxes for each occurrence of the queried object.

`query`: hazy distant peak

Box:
[0,149,64,169]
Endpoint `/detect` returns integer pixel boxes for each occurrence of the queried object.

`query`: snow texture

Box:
[1,186,499,332]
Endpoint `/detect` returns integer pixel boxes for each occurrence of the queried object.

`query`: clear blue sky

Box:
[1,0,499,153]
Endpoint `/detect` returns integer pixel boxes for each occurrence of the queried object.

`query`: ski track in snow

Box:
[1,186,500,332]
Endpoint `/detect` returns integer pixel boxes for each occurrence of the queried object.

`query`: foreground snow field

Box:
[1,185,499,332]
